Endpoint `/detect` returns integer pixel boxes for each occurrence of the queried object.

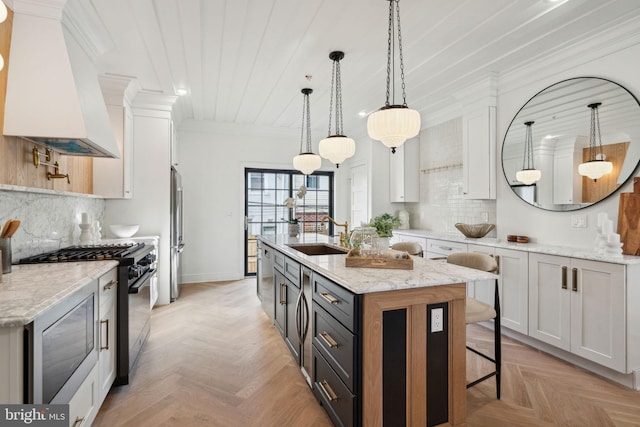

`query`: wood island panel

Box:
[362,283,467,427]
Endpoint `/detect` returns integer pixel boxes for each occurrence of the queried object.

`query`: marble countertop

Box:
[259,234,497,294]
[0,261,119,327]
[393,229,640,265]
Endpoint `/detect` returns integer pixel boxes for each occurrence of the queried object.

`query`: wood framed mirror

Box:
[502,77,640,211]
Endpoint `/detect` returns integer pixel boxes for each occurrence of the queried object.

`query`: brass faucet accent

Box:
[321,215,349,247]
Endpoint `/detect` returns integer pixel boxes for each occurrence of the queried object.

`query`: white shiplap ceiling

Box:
[83,0,640,133]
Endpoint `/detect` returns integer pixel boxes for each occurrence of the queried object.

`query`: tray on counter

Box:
[345,248,414,270]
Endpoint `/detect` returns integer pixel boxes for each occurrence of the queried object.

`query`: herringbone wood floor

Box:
[93,279,640,427]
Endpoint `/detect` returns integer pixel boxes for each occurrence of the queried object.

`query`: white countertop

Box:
[259,234,497,294]
[393,229,640,265]
[0,261,118,327]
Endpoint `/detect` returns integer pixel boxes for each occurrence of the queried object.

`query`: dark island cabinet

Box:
[312,273,362,427]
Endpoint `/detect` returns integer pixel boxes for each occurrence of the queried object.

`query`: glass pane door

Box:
[244,168,333,276]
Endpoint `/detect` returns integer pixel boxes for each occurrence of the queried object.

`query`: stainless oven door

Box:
[128,269,155,372]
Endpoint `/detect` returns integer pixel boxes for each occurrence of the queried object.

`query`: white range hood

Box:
[3,0,119,158]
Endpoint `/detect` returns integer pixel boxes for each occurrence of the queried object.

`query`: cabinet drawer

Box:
[274,251,285,272]
[426,239,467,259]
[284,257,300,287]
[312,274,356,332]
[313,347,356,427]
[68,364,98,427]
[99,268,118,310]
[313,305,356,392]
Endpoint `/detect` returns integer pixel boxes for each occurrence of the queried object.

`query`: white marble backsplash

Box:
[0,186,105,263]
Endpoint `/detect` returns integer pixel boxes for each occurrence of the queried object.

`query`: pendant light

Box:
[578,102,612,182]
[293,88,321,175]
[515,121,541,185]
[367,0,421,153]
[319,51,355,168]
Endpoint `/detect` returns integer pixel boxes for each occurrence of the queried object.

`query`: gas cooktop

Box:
[20,242,146,263]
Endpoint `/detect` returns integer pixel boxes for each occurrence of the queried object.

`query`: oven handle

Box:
[129,268,157,294]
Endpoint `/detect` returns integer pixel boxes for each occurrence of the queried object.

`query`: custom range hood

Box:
[3,0,119,158]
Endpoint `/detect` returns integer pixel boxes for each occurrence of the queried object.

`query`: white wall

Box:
[496,41,640,248]
[176,120,350,283]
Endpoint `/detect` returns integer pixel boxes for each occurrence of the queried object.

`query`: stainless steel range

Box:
[20,242,156,385]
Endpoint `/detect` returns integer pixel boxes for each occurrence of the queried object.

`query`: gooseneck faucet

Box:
[321,215,349,247]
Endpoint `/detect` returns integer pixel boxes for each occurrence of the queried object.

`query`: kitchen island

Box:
[258,234,497,427]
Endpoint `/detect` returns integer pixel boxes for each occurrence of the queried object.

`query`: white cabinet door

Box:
[529,253,626,371]
[570,258,625,371]
[94,85,134,199]
[68,364,99,427]
[496,248,528,334]
[462,106,496,199]
[98,268,118,405]
[528,253,571,351]
[389,138,419,203]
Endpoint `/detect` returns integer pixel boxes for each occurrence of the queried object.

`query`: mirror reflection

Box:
[502,77,640,211]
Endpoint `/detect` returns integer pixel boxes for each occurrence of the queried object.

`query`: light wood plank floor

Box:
[94,279,640,427]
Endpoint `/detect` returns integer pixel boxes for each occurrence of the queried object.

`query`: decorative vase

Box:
[288,223,299,237]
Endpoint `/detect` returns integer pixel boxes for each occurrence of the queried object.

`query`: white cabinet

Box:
[389,138,419,203]
[529,253,625,371]
[98,267,118,405]
[68,363,99,427]
[496,248,529,334]
[462,106,496,199]
[425,238,467,259]
[94,77,136,199]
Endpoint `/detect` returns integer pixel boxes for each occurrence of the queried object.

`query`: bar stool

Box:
[446,252,501,399]
[390,241,423,257]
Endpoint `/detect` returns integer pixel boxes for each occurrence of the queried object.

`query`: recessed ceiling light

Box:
[176,88,188,96]
[358,110,368,117]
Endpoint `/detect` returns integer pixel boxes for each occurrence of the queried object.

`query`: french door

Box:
[244,168,334,276]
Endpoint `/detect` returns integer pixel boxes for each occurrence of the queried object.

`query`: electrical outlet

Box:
[431,307,444,333]
[571,214,587,228]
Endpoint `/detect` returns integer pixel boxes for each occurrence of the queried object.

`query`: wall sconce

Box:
[32,147,70,184]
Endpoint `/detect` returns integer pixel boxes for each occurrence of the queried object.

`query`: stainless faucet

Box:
[321,215,349,247]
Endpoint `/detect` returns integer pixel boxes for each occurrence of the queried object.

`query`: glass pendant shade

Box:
[578,160,613,181]
[516,169,542,186]
[368,0,421,153]
[367,106,421,151]
[293,88,320,175]
[319,135,355,167]
[578,102,612,182]
[0,2,7,23]
[293,152,322,176]
[320,51,356,167]
[516,121,541,185]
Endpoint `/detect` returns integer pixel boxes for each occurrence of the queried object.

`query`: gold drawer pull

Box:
[318,380,338,402]
[572,267,578,292]
[561,266,568,289]
[100,319,109,350]
[320,331,339,348]
[320,292,339,304]
[279,283,286,305]
[103,279,117,291]
[73,416,84,427]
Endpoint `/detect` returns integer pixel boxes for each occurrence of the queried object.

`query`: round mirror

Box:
[502,77,640,211]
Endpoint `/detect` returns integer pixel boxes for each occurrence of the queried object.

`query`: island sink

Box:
[286,243,349,256]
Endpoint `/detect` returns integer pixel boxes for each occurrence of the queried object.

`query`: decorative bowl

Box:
[455,223,495,238]
[109,224,140,238]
